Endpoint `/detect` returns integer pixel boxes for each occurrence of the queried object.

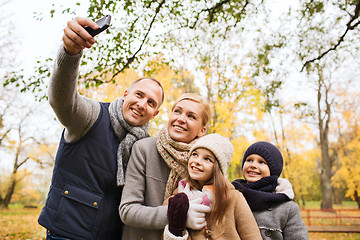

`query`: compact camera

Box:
[85,15,111,37]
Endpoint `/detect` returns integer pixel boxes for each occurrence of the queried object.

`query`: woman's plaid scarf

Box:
[156,128,197,200]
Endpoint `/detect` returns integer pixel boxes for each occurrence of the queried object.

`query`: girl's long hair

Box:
[187,158,229,225]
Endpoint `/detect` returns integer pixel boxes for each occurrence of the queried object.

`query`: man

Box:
[38,17,164,240]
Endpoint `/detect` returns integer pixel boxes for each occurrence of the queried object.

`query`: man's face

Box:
[122,79,162,126]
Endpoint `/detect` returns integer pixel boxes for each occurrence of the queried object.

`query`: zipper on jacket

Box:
[97,198,108,240]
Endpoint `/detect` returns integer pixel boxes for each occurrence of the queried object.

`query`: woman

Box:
[119,93,212,240]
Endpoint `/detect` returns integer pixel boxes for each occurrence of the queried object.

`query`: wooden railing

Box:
[301,209,360,232]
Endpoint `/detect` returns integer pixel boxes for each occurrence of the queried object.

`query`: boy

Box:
[232,141,309,240]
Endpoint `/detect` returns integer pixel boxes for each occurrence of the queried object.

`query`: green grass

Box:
[0,205,46,240]
[300,201,358,209]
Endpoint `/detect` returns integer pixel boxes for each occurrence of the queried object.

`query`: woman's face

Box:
[167,99,206,144]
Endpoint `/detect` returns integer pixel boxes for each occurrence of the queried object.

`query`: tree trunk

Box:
[320,144,333,209]
[333,187,343,205]
[301,194,306,208]
[0,172,17,208]
[354,190,360,209]
[317,69,333,210]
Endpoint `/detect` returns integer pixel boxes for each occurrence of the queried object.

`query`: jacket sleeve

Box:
[282,202,309,240]
[119,141,168,229]
[48,44,100,142]
[234,192,263,240]
[163,225,189,240]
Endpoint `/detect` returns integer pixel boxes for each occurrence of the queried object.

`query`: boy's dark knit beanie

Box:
[242,141,283,177]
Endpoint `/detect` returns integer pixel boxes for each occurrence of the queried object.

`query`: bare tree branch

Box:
[17,157,31,170]
[85,0,251,85]
[301,1,360,71]
[84,0,166,85]
[0,128,11,145]
[205,0,232,23]
[0,103,12,146]
[111,0,166,80]
[189,0,249,29]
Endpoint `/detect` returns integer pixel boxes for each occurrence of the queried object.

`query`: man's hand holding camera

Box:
[63,17,98,55]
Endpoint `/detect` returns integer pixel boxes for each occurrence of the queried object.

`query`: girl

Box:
[232,141,309,240]
[164,133,262,240]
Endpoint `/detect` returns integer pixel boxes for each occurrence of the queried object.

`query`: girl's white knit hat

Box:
[189,133,234,175]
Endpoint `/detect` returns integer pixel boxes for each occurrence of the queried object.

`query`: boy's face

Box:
[242,154,270,182]
[188,148,215,187]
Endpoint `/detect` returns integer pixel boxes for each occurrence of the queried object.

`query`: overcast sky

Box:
[0,0,89,171]
[5,0,89,74]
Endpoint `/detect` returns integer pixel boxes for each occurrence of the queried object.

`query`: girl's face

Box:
[242,154,271,182]
[188,148,215,187]
[167,99,206,144]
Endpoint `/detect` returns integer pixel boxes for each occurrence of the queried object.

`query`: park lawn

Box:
[0,206,45,240]
[299,200,358,209]
[309,232,360,240]
[0,202,359,240]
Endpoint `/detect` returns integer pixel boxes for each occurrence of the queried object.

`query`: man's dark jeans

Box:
[46,230,71,240]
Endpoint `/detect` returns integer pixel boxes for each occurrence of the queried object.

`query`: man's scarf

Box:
[232,176,290,211]
[109,98,149,186]
[156,128,196,200]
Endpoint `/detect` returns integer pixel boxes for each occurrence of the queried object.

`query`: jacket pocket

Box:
[55,183,103,238]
